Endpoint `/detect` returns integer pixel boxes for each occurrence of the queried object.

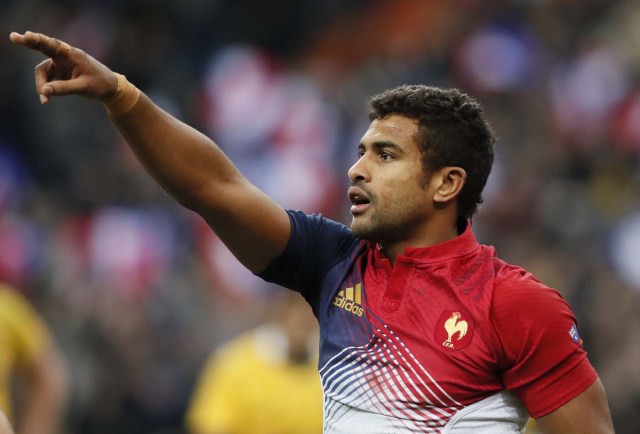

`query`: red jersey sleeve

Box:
[491,266,598,418]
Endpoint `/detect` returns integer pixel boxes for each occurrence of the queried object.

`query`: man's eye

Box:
[380,152,391,160]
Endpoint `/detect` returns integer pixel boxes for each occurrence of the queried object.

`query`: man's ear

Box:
[433,166,466,205]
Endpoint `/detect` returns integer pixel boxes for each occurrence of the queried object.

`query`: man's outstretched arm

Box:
[9,31,290,273]
[536,378,614,434]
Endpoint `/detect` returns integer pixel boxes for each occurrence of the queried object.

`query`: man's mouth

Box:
[348,187,371,215]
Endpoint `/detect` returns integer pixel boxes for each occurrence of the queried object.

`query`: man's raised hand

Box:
[9,31,118,104]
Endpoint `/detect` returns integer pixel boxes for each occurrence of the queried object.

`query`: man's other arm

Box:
[536,378,614,434]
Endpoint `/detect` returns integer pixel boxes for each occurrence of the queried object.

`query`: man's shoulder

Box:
[489,258,571,320]
[491,256,551,292]
[288,210,352,234]
[286,209,364,258]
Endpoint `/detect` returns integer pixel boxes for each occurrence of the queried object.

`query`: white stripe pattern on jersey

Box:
[320,323,465,433]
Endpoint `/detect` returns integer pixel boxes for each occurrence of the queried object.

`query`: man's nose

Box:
[348,156,369,183]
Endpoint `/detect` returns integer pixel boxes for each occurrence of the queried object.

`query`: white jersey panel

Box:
[443,391,529,434]
[323,391,528,434]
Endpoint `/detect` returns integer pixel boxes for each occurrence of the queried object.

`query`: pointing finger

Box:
[10,31,72,59]
[25,31,72,58]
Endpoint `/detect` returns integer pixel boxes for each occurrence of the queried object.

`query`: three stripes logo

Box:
[332,283,364,316]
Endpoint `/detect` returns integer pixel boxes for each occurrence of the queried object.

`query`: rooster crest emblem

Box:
[444,312,468,345]
[435,309,474,351]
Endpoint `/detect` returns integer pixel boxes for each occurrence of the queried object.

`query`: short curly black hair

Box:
[368,85,496,225]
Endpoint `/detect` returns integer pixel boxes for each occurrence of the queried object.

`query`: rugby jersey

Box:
[259,211,598,433]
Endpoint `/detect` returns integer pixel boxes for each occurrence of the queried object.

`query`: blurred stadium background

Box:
[1,0,639,432]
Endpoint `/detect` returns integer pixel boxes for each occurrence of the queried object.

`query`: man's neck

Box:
[381,223,461,266]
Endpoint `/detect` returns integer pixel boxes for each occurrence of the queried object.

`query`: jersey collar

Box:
[374,221,480,263]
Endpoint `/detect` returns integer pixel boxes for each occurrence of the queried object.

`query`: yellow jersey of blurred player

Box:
[186,291,322,434]
[0,284,67,434]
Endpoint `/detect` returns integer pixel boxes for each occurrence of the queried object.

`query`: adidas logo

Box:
[333,283,364,316]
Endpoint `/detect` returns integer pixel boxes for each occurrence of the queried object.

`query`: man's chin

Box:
[350,220,380,241]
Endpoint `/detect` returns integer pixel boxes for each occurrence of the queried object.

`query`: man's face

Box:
[347,114,436,244]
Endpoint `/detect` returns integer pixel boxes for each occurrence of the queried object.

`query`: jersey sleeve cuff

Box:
[523,357,598,418]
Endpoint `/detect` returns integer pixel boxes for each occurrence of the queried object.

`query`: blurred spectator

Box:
[0,411,15,434]
[186,290,322,434]
[0,283,68,434]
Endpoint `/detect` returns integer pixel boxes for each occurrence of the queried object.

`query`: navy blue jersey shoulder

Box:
[258,210,360,310]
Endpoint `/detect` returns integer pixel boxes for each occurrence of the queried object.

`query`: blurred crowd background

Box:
[1,0,639,433]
